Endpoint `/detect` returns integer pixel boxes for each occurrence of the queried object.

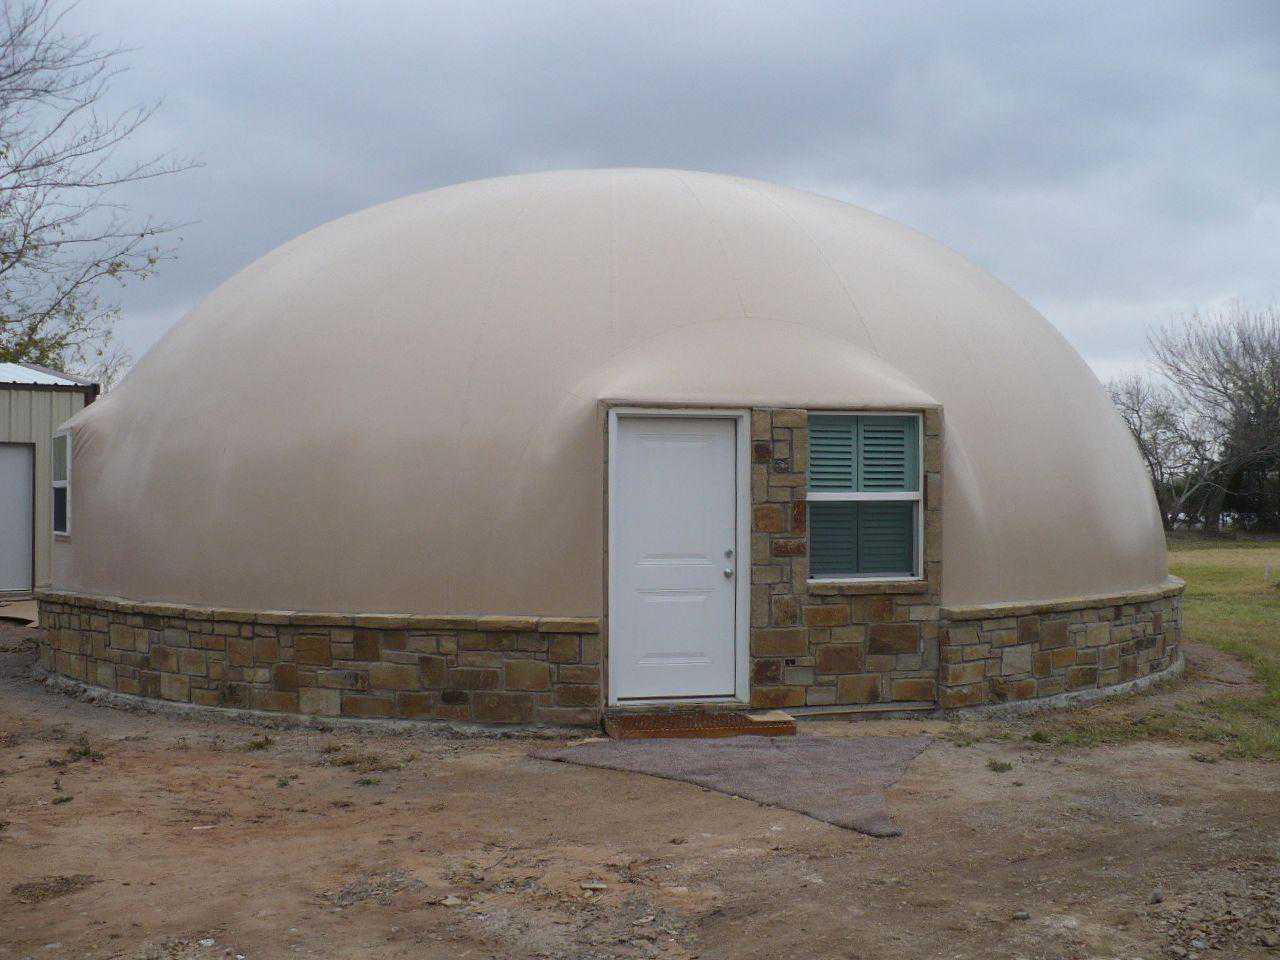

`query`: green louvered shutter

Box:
[808,501,858,577]
[808,415,857,491]
[857,416,918,492]
[857,502,914,574]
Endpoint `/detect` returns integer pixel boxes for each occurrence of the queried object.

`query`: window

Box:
[807,414,920,579]
[52,431,70,535]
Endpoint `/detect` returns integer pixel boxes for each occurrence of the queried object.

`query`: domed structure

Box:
[39,169,1182,725]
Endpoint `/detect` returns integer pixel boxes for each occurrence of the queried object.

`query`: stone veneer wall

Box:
[35,592,602,726]
[747,407,945,710]
[937,583,1184,708]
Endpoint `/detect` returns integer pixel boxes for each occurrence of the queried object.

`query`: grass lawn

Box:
[1001,533,1280,758]
[1167,535,1280,757]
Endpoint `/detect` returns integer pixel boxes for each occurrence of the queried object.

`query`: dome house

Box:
[37,169,1183,726]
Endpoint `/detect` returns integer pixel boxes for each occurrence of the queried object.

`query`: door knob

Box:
[723,568,734,578]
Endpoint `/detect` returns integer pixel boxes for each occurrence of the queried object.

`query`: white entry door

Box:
[610,416,739,700]
[0,445,34,595]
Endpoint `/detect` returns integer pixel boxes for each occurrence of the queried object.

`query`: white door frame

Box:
[606,406,751,706]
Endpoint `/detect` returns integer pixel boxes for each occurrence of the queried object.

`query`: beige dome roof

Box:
[54,169,1167,613]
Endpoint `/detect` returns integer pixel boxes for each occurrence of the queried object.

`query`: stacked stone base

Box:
[938,580,1184,708]
[36,592,601,727]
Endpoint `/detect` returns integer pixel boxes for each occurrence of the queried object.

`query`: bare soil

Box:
[2,622,1279,960]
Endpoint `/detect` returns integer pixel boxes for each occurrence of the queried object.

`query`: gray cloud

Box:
[67,0,1280,373]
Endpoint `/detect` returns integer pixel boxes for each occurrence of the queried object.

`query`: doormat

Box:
[532,734,931,838]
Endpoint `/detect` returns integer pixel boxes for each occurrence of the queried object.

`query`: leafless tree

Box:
[1119,302,1280,530]
[0,0,193,376]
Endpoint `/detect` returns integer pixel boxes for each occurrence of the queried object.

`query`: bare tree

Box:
[0,0,193,375]
[1143,303,1280,530]
[1109,374,1193,528]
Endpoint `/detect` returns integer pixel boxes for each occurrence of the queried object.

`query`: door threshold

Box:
[607,697,747,713]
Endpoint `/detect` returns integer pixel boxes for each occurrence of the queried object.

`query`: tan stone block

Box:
[557,664,600,685]
[149,645,179,673]
[1067,665,1099,689]
[945,661,986,685]
[750,685,806,709]
[504,660,551,691]
[803,605,850,627]
[352,629,381,661]
[772,408,806,429]
[178,648,207,676]
[299,687,341,716]
[160,673,189,702]
[940,683,987,708]
[1082,623,1111,648]
[368,661,420,690]
[1001,645,1034,677]
[395,692,437,718]
[554,684,599,707]
[836,674,881,704]
[227,637,253,667]
[753,503,788,533]
[580,635,602,664]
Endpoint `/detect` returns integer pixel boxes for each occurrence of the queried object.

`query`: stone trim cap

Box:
[941,576,1185,622]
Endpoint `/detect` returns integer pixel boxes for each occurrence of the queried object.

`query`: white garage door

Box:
[0,445,34,594]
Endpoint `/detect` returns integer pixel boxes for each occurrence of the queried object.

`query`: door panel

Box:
[611,417,737,699]
[0,445,34,594]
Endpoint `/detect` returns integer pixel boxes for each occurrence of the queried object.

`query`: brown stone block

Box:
[836,674,881,704]
[396,692,437,718]
[533,705,599,727]
[449,667,501,690]
[752,440,772,463]
[751,628,808,657]
[852,596,894,622]
[191,689,220,707]
[228,637,253,667]
[505,660,551,691]
[1067,665,1098,689]
[554,684,599,707]
[580,635,602,664]
[341,693,395,718]
[253,635,279,663]
[93,662,116,689]
[419,656,447,687]
[751,685,806,709]
[1119,655,1138,681]
[318,668,368,690]
[752,503,788,533]
[252,689,299,713]
[472,692,532,723]
[299,687,340,716]
[368,662,420,691]
[1033,651,1052,677]
[272,662,299,692]
[771,538,807,557]
[751,659,783,684]
[441,689,469,705]
[1082,623,1111,648]
[815,644,864,674]
[547,634,580,663]
[295,634,332,666]
[557,664,600,685]
[352,629,381,661]
[803,605,851,627]
[868,623,919,655]
[1017,616,1041,645]
[891,678,936,702]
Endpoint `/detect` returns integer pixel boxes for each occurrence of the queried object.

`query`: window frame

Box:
[51,429,71,537]
[805,410,923,583]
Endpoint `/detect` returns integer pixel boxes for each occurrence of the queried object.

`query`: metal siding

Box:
[0,386,87,590]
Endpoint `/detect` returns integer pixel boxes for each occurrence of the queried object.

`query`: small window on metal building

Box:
[52,431,70,535]
[807,414,921,579]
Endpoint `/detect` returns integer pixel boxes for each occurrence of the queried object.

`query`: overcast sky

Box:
[66,0,1280,381]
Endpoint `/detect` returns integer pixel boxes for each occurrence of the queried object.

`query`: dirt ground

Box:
[3,620,1279,960]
